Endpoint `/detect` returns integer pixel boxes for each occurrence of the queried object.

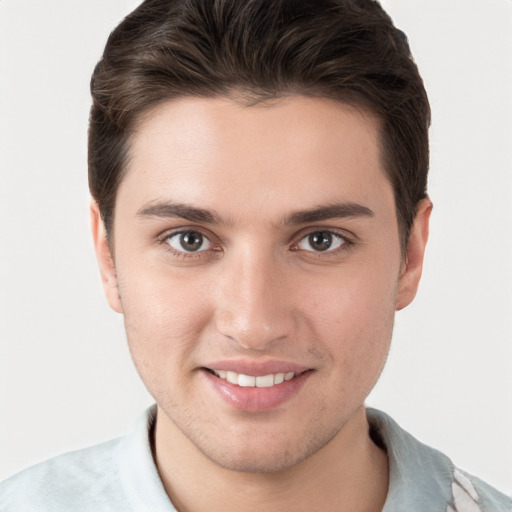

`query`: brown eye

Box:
[167,231,211,253]
[297,231,345,252]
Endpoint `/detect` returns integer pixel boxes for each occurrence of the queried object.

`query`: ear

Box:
[396,198,432,311]
[90,201,123,314]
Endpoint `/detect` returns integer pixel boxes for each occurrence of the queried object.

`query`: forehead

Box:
[118,95,393,223]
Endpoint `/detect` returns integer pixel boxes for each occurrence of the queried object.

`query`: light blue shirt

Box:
[1,406,510,511]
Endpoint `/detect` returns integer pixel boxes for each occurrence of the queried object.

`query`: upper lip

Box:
[203,359,310,376]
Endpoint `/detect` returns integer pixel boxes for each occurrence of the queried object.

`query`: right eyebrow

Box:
[137,201,228,225]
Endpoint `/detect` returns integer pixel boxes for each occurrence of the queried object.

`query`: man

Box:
[0,0,510,510]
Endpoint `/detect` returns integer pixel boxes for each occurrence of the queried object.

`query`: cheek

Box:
[300,260,398,374]
[116,263,214,380]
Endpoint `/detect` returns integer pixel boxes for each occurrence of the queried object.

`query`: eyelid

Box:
[167,231,212,252]
[292,226,355,243]
[297,232,344,252]
[291,227,355,254]
[157,224,218,242]
[157,226,222,257]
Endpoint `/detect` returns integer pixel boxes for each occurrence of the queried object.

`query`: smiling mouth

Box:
[206,368,299,388]
[203,366,312,411]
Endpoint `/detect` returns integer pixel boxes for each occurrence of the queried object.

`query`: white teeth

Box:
[274,373,285,385]
[238,374,256,387]
[211,369,296,387]
[255,375,274,388]
[226,371,238,385]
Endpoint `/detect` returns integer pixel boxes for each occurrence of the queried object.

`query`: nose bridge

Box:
[214,245,292,350]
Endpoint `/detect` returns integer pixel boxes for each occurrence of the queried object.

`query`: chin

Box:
[195,426,340,475]
[202,445,307,474]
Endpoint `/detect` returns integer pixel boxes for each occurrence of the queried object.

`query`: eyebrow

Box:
[137,201,226,224]
[284,203,374,225]
[137,200,374,225]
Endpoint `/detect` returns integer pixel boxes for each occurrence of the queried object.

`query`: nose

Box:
[214,247,294,351]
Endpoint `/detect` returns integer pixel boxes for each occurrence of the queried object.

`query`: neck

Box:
[153,406,389,512]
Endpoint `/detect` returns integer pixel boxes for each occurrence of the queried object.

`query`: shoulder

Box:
[367,408,512,512]
[0,437,129,512]
[451,469,512,512]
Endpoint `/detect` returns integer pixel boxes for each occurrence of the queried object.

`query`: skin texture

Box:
[92,96,431,512]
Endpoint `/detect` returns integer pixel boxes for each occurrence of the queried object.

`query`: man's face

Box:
[94,96,427,473]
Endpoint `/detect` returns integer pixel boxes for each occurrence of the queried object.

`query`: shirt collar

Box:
[367,408,454,512]
[117,405,176,512]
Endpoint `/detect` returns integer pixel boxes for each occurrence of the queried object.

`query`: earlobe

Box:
[396,198,433,311]
[90,201,123,314]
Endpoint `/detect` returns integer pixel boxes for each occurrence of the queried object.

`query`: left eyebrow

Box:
[283,203,374,225]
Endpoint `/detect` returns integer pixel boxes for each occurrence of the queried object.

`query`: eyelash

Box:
[159,227,354,259]
[159,229,221,260]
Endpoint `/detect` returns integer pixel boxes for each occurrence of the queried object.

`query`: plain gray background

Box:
[1,0,511,494]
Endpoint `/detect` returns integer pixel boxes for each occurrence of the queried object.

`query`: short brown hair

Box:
[89,0,430,246]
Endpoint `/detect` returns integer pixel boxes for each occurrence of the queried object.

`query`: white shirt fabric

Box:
[1,406,510,511]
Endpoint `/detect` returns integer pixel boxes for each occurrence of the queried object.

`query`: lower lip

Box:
[201,370,311,412]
